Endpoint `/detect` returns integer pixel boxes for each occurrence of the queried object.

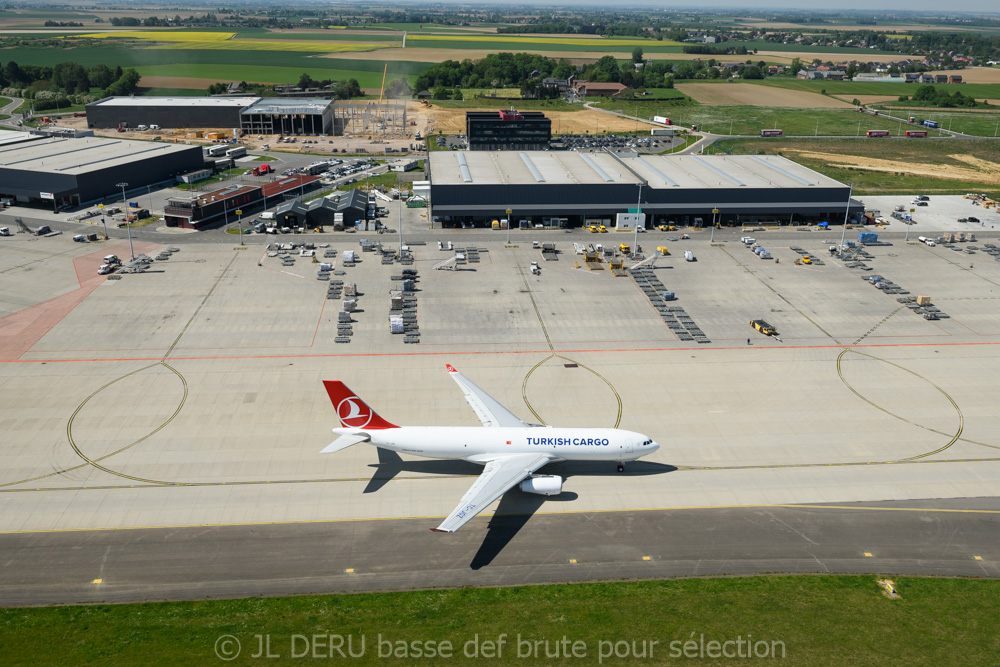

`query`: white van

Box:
[260,212,275,220]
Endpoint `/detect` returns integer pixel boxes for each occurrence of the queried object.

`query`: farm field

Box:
[716,136,1000,196]
[621,105,914,137]
[865,109,1000,137]
[133,63,419,89]
[403,34,685,53]
[76,30,394,53]
[676,83,850,108]
[756,77,1000,101]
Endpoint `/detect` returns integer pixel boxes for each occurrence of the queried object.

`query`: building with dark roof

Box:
[0,135,204,209]
[163,175,320,229]
[465,109,551,151]
[275,189,367,229]
[427,151,862,228]
[85,96,260,130]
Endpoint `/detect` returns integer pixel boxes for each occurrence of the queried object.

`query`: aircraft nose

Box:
[649,441,660,452]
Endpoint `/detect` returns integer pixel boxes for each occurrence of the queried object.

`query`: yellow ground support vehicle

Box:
[657,246,669,255]
[619,243,631,254]
[657,225,676,231]
[598,225,608,233]
[750,320,776,336]
[589,225,599,233]
[802,255,812,264]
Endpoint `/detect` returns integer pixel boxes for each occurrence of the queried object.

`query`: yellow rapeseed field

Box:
[78,31,236,41]
[75,31,390,52]
[150,39,390,52]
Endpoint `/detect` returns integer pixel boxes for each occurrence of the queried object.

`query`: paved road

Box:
[0,96,24,128]
[1,498,997,606]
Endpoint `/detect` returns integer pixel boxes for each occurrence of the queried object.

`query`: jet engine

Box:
[519,475,563,496]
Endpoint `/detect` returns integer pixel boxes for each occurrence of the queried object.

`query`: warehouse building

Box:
[427,151,861,228]
[0,135,205,209]
[466,110,551,151]
[85,96,260,130]
[274,189,368,230]
[240,98,336,136]
[162,175,320,229]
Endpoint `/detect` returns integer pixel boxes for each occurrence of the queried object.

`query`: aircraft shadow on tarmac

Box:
[364,448,677,568]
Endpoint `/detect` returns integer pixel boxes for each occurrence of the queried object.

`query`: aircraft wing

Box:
[446,364,528,428]
[433,453,554,533]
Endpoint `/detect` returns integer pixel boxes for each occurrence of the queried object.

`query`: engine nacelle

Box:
[519,475,563,496]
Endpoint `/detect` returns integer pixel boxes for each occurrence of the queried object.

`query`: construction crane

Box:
[377,63,387,108]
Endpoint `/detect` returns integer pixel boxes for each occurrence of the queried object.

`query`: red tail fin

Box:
[323,381,398,430]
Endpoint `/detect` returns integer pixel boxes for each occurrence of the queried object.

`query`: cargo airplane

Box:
[321,364,660,532]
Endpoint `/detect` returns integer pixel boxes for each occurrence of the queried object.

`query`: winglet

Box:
[446,364,457,373]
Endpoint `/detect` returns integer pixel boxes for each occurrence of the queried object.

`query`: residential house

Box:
[573,81,627,97]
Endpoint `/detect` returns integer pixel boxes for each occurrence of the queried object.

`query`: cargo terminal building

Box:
[0,135,204,209]
[85,97,260,130]
[427,151,861,228]
[85,96,342,136]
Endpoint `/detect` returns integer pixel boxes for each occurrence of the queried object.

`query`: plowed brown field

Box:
[677,83,853,108]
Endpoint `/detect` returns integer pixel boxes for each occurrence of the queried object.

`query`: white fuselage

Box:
[337,426,658,463]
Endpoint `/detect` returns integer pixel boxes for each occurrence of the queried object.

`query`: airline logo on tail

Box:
[337,397,372,428]
[324,380,398,430]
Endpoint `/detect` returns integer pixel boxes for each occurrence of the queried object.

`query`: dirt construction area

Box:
[677,83,853,108]
[781,149,1000,186]
[421,103,650,135]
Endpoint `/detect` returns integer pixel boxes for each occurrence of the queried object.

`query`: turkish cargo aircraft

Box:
[321,364,660,532]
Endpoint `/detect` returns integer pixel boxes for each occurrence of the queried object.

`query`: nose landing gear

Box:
[617,462,625,473]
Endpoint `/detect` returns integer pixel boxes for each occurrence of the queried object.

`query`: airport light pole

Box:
[711,208,720,242]
[839,183,855,257]
[236,208,243,245]
[506,208,512,244]
[634,184,643,256]
[117,182,134,260]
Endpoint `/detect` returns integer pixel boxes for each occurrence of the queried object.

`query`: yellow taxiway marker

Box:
[92,579,103,584]
[974,556,983,560]
[345,568,355,573]
[568,559,577,564]
[642,556,651,561]
[864,552,873,557]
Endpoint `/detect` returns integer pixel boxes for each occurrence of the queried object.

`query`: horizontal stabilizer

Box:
[320,433,370,454]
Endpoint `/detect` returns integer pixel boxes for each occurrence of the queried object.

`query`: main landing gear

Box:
[617,462,625,473]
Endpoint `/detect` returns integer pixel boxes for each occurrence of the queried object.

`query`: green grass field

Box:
[138,87,205,97]
[715,136,1000,197]
[757,77,1000,100]
[133,62,421,89]
[869,108,1000,137]
[1,577,998,665]
[430,98,580,111]
[403,36,686,54]
[595,105,911,137]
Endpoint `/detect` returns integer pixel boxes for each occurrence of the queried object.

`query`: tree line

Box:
[0,60,141,110]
